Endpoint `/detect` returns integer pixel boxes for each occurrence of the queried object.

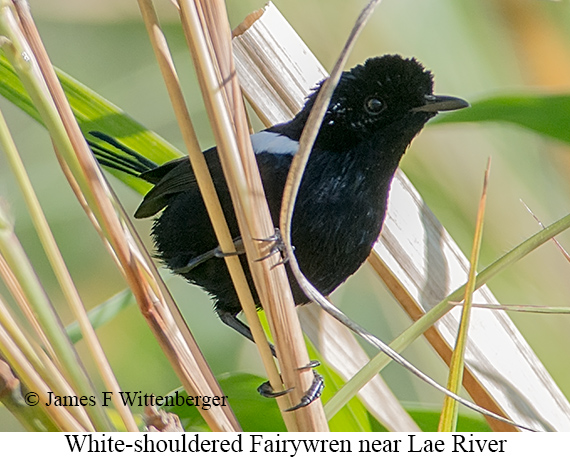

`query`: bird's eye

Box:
[364,97,386,115]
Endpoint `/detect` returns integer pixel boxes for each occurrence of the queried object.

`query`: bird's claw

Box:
[258,368,324,411]
[253,228,295,267]
[255,244,284,263]
[300,360,320,369]
[252,229,282,244]
[284,371,324,412]
[257,381,293,398]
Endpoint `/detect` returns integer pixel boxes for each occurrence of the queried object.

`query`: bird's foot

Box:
[258,363,324,411]
[253,228,294,267]
[218,312,277,358]
[284,371,324,412]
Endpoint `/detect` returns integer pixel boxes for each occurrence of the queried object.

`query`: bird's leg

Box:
[218,311,277,358]
[218,312,295,399]
[214,237,245,258]
[174,231,289,275]
[173,237,245,274]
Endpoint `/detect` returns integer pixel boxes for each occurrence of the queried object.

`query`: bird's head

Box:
[307,55,468,150]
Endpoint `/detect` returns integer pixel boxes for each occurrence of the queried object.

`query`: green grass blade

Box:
[165,374,286,432]
[407,406,491,432]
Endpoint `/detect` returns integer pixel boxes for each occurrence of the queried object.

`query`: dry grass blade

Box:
[0,243,58,364]
[8,0,237,432]
[279,0,381,311]
[233,7,327,125]
[0,298,86,431]
[453,302,570,313]
[521,199,570,262]
[0,198,102,430]
[0,100,137,431]
[0,272,95,431]
[439,158,491,432]
[177,0,327,430]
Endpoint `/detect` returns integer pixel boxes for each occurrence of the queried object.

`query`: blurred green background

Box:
[1,0,570,431]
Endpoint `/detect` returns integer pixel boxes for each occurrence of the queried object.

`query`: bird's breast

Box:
[289,158,391,293]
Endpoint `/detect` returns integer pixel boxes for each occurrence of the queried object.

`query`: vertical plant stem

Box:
[4,0,239,432]
[138,0,284,424]
[178,0,327,430]
[0,104,138,432]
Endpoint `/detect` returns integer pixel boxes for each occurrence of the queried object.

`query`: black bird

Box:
[90,54,467,385]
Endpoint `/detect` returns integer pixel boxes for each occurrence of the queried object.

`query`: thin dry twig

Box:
[521,199,570,262]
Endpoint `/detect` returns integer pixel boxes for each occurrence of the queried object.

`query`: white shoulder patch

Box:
[250,131,298,156]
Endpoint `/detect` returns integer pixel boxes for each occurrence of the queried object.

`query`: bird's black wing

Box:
[134,131,299,220]
[134,157,196,218]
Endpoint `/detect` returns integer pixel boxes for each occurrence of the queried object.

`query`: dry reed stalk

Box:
[0,304,86,431]
[0,282,95,430]
[138,0,288,430]
[137,0,287,428]
[0,93,136,430]
[0,197,102,429]
[10,0,238,432]
[176,0,327,431]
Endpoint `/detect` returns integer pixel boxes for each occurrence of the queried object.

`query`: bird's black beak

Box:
[412,94,469,113]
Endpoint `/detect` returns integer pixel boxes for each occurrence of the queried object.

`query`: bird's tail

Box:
[87,131,158,177]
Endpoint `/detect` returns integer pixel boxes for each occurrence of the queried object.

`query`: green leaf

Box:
[0,53,182,194]
[164,373,286,432]
[433,93,570,145]
[66,289,135,344]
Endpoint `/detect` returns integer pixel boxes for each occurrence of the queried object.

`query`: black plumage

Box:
[90,54,468,341]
